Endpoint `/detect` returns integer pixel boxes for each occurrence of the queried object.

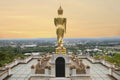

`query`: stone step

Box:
[49,78,71,80]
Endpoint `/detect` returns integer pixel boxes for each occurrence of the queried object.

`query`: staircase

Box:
[49,78,71,80]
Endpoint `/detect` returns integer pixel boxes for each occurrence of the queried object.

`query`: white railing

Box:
[101,60,113,68]
[0,56,33,80]
[79,56,87,59]
[112,71,120,80]
[0,70,8,80]
[87,56,100,63]
[87,56,120,80]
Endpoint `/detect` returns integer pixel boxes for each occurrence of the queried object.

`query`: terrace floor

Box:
[7,58,113,80]
[83,59,112,80]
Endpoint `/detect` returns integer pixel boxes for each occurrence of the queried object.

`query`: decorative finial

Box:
[58,6,63,15]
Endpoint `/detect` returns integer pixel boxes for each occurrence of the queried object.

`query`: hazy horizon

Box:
[0,0,120,38]
[0,37,120,40]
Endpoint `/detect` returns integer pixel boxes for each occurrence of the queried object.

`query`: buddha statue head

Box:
[58,6,63,15]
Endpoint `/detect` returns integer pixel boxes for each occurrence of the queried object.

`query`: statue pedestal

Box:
[56,47,66,54]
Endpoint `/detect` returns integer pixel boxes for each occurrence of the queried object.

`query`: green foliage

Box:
[0,46,55,67]
[0,47,25,67]
[103,53,120,67]
[93,55,101,60]
[93,52,120,67]
[112,53,120,66]
[22,46,55,53]
[66,46,77,54]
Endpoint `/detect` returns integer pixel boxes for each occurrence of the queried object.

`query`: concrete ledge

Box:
[0,70,8,80]
[29,75,50,80]
[72,74,90,77]
[71,76,92,80]
[86,56,120,80]
[87,56,100,64]
[0,56,33,80]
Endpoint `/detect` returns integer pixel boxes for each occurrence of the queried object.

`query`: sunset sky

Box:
[0,0,120,38]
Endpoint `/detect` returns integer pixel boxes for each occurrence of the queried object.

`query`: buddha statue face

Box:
[58,6,63,15]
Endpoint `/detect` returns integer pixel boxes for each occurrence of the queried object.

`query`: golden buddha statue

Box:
[54,6,67,54]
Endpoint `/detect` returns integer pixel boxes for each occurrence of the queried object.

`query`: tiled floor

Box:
[7,59,37,80]
[7,59,112,80]
[83,59,112,80]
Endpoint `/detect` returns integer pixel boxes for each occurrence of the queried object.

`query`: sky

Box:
[0,0,120,38]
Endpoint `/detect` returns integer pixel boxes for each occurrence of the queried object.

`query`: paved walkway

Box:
[7,59,37,80]
[7,59,113,80]
[83,59,112,80]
